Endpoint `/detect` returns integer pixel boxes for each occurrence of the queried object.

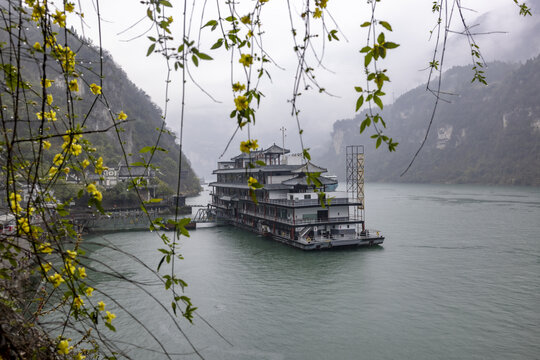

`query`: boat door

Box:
[317,210,328,221]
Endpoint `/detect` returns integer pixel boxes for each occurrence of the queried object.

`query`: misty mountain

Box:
[317,56,540,186]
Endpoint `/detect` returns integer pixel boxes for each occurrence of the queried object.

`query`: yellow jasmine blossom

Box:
[65,2,75,13]
[95,156,107,175]
[66,143,82,156]
[240,15,251,24]
[48,272,64,287]
[46,94,53,105]
[117,111,128,121]
[68,79,79,92]
[78,267,87,279]
[247,30,253,38]
[57,339,70,355]
[42,140,51,150]
[98,301,105,311]
[87,183,103,202]
[239,53,253,67]
[64,262,75,275]
[318,0,328,8]
[81,159,90,169]
[105,311,116,323]
[85,287,94,297]
[73,295,84,309]
[52,10,66,27]
[75,352,86,360]
[36,112,43,120]
[53,153,64,166]
[42,262,52,273]
[17,217,30,233]
[49,166,58,176]
[232,82,246,92]
[89,83,102,95]
[313,7,322,18]
[38,242,53,254]
[248,176,258,189]
[9,192,22,202]
[67,249,77,259]
[62,167,70,174]
[31,4,46,22]
[234,96,249,111]
[240,139,258,153]
[33,42,42,51]
[41,78,53,88]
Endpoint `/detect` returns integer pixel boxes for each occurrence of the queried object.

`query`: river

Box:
[83,183,540,359]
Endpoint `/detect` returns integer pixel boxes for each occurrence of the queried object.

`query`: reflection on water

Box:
[80,183,540,359]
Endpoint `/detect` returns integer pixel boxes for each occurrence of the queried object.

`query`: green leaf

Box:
[355,95,364,112]
[359,46,371,53]
[202,20,218,29]
[384,42,399,49]
[255,160,266,166]
[159,0,172,6]
[373,96,383,110]
[379,21,392,31]
[192,54,199,66]
[197,52,213,60]
[354,86,363,92]
[303,149,311,161]
[364,52,373,67]
[211,38,223,49]
[376,136,382,148]
[377,32,385,44]
[360,21,371,27]
[146,43,155,57]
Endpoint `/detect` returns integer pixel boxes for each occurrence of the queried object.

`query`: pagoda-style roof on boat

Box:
[291,162,327,174]
[230,150,263,160]
[281,175,337,186]
[213,164,299,174]
[262,143,290,155]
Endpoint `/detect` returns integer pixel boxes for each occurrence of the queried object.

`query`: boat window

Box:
[304,194,310,199]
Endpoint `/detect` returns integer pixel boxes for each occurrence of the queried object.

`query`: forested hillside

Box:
[0,23,201,196]
[318,56,540,186]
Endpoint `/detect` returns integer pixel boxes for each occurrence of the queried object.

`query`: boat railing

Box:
[232,196,359,207]
[237,208,362,225]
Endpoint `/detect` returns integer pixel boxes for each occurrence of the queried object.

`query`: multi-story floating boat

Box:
[209,144,384,250]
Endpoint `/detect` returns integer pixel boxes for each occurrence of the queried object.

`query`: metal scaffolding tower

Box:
[346,145,365,231]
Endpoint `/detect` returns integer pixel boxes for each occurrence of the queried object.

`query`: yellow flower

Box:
[239,53,253,67]
[241,15,251,24]
[49,166,58,176]
[69,79,79,92]
[42,262,52,273]
[105,311,116,323]
[65,142,82,156]
[73,295,84,309]
[62,167,70,174]
[78,267,87,279]
[38,242,53,254]
[240,139,258,153]
[67,249,77,259]
[234,96,249,111]
[53,153,64,166]
[33,42,42,51]
[75,352,86,360]
[89,83,101,95]
[41,78,53,88]
[98,301,105,311]
[42,140,51,150]
[17,217,30,233]
[318,0,328,8]
[85,287,94,297]
[46,94,53,105]
[313,7,322,18]
[117,111,128,121]
[95,156,107,175]
[81,159,90,168]
[64,261,75,275]
[65,2,75,12]
[52,10,66,27]
[247,30,253,38]
[248,176,258,189]
[232,82,246,92]
[57,339,70,355]
[48,272,64,287]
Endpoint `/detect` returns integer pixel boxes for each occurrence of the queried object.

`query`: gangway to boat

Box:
[190,207,224,228]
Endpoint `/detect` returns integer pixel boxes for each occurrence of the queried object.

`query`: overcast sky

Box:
[73,0,537,178]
